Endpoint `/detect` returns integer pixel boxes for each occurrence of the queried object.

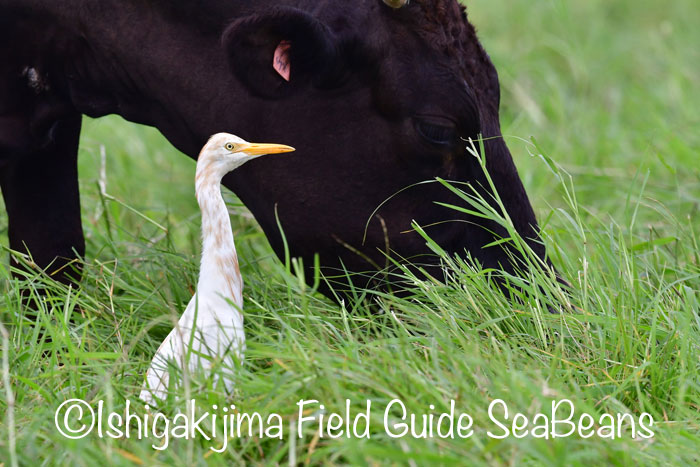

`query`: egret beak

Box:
[243,143,295,156]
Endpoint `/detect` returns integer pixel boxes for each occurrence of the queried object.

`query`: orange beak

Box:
[242,142,295,156]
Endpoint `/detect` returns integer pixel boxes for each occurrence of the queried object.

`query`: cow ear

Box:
[222,8,339,99]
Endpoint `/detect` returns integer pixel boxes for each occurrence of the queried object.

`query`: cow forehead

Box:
[390,0,479,69]
[398,0,470,36]
[351,0,488,83]
[372,0,499,117]
[373,55,471,116]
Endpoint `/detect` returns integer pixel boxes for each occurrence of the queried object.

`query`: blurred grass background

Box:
[1,0,699,465]
[471,0,699,220]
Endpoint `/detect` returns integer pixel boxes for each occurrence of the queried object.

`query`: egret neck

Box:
[195,159,243,313]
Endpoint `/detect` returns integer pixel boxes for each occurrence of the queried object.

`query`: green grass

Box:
[2,0,699,464]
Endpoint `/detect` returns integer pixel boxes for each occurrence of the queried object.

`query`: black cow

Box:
[0,0,545,298]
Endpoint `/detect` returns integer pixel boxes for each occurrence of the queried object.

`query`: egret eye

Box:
[225,142,235,151]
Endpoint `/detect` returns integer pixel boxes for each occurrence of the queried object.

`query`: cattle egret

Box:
[140,133,294,405]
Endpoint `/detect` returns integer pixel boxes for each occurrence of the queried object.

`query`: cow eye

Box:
[415,119,457,145]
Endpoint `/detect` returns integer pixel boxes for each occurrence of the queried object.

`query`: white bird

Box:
[140,133,294,405]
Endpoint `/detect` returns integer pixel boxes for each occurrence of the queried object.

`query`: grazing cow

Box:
[0,0,546,299]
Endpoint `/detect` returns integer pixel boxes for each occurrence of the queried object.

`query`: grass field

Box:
[2,0,699,465]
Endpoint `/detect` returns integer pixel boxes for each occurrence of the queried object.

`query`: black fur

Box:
[0,0,545,299]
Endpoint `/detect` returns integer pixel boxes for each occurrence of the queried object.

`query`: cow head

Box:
[214,0,543,296]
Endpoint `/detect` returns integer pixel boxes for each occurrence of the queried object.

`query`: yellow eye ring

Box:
[225,143,235,151]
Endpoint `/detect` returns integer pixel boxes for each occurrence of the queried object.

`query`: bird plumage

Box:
[140,133,294,405]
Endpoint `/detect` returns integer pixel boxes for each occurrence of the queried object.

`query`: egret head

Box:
[199,132,295,174]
